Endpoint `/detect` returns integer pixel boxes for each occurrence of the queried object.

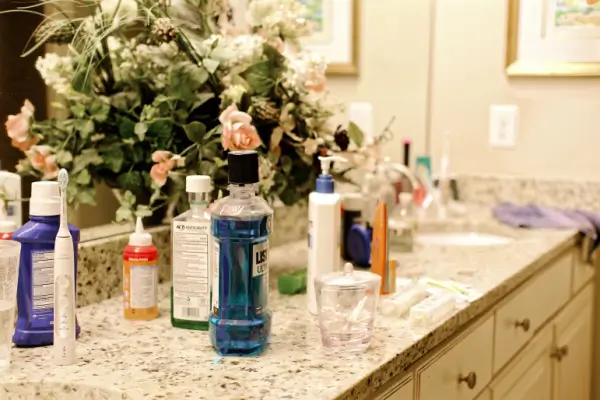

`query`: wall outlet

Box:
[489,105,519,148]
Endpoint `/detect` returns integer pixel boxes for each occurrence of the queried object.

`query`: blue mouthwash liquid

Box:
[209,151,273,356]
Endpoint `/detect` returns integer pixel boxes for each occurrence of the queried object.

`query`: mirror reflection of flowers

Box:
[2,0,368,223]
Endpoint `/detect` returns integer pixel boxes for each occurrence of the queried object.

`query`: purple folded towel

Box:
[493,203,598,240]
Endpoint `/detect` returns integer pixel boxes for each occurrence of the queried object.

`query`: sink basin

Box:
[0,382,139,399]
[416,232,513,247]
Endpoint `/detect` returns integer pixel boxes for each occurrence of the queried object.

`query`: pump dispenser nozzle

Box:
[316,156,347,194]
[318,155,347,176]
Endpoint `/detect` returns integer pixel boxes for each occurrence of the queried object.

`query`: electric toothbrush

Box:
[54,169,76,365]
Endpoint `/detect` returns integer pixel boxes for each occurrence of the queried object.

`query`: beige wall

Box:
[328,0,433,165]
[429,0,600,180]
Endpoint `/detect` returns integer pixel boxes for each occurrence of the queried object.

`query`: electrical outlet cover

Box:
[489,105,519,148]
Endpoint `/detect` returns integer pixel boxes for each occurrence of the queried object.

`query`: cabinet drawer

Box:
[573,240,594,294]
[378,377,413,400]
[418,316,493,400]
[493,251,571,372]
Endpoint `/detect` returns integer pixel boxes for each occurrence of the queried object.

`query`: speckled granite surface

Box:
[76,203,307,308]
[2,209,577,400]
[459,174,600,212]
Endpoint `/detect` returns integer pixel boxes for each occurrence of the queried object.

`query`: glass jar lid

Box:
[316,262,381,290]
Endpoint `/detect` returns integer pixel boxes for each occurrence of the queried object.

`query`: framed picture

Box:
[300,0,360,76]
[506,0,600,76]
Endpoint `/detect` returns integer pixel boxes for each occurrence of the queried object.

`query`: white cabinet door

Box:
[553,283,594,400]
[490,326,554,400]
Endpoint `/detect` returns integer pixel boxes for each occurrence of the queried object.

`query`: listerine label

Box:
[253,240,269,315]
[252,241,268,277]
[211,237,220,315]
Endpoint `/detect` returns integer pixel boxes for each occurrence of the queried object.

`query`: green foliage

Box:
[8,0,364,223]
[240,61,276,97]
[347,122,365,147]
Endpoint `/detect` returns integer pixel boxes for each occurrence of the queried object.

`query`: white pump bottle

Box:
[307,156,346,315]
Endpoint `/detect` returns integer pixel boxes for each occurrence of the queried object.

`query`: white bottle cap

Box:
[129,217,152,247]
[30,181,60,216]
[186,175,211,193]
[0,219,16,233]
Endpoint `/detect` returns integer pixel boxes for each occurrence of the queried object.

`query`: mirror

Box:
[0,0,435,229]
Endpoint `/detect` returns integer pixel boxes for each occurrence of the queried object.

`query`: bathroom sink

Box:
[416,232,513,247]
[0,381,139,399]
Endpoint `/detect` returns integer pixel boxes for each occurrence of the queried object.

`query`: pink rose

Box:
[305,72,327,93]
[151,150,172,163]
[6,99,37,152]
[219,104,261,151]
[25,145,58,179]
[42,155,59,179]
[149,150,176,187]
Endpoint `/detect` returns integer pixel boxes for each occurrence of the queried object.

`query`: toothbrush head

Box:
[57,169,69,192]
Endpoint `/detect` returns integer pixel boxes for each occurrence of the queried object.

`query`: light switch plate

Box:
[489,105,519,148]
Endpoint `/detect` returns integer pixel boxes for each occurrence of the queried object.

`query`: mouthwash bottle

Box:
[12,181,80,347]
[209,151,273,356]
[171,175,212,330]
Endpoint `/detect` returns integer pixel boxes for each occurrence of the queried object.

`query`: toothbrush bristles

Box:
[58,169,69,190]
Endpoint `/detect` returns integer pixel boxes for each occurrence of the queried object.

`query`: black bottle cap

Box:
[228,151,259,184]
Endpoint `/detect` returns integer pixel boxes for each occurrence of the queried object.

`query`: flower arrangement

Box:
[3,0,369,222]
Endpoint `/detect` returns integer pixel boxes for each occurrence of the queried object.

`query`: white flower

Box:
[287,51,327,91]
[155,73,167,89]
[221,84,246,104]
[229,35,264,66]
[100,0,138,24]
[258,156,276,193]
[133,42,179,68]
[246,0,279,27]
[35,53,73,95]
[106,36,122,52]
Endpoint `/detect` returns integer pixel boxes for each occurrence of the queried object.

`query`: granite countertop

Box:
[1,210,578,400]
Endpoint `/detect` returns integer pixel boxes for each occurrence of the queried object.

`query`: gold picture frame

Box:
[506,0,600,77]
[325,0,360,76]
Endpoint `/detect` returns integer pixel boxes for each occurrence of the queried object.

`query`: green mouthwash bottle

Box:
[171,175,212,330]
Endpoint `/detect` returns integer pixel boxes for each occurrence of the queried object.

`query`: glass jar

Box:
[315,263,381,352]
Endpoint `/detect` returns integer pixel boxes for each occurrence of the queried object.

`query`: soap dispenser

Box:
[307,155,346,315]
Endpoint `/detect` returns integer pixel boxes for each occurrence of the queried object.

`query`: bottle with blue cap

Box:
[307,155,346,315]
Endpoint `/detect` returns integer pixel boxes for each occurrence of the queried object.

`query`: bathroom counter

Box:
[2,214,578,400]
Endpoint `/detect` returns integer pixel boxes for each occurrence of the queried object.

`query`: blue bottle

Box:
[210,151,274,356]
[12,181,80,347]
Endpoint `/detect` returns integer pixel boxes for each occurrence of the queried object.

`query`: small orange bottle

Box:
[123,217,159,320]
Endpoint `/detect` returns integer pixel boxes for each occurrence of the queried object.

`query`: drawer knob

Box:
[551,345,569,361]
[514,318,531,332]
[458,372,477,389]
